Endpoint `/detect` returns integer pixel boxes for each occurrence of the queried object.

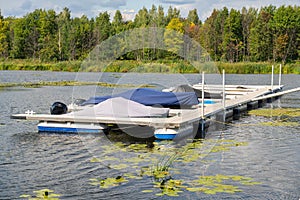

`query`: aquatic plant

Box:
[20,189,61,200]
[88,139,261,197]
[186,174,260,194]
[259,121,299,127]
[249,108,300,127]
[154,179,185,196]
[249,108,300,118]
[90,176,128,188]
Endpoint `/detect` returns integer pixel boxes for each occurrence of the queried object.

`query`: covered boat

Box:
[82,88,199,108]
[38,97,170,134]
[165,84,222,99]
[74,97,170,118]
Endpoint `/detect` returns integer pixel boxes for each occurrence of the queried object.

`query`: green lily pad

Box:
[20,189,61,199]
[90,176,128,189]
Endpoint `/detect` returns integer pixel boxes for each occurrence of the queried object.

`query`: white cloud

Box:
[122,9,136,21]
[0,0,299,20]
[159,0,196,5]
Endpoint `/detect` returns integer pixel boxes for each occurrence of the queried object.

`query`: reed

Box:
[1,59,299,74]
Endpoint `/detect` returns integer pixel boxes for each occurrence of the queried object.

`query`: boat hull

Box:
[38,122,107,134]
[154,125,194,140]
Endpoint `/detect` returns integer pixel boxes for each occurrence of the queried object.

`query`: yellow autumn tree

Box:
[164,18,184,56]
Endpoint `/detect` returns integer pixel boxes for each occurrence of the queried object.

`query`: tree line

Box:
[0,5,299,64]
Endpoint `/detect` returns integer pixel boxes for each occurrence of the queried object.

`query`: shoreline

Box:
[0,59,299,74]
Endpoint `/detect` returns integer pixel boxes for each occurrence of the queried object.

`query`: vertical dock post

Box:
[201,72,205,118]
[222,69,226,110]
[271,65,274,91]
[201,72,205,134]
[222,70,226,122]
[279,64,282,87]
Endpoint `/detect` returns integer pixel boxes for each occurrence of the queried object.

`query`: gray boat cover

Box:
[72,97,169,118]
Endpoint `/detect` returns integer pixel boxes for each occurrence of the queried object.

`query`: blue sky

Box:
[0,0,298,21]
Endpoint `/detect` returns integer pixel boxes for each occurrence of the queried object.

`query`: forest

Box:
[0,5,299,73]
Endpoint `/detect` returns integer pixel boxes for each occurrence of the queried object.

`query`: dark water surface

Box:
[0,71,299,199]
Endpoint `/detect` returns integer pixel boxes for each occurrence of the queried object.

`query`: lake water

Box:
[0,71,299,199]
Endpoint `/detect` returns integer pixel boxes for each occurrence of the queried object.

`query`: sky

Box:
[0,0,299,21]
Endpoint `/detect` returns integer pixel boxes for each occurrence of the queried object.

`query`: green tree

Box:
[0,13,9,58]
[157,5,166,27]
[38,9,58,61]
[23,9,41,59]
[222,8,243,62]
[250,5,276,61]
[112,10,124,34]
[199,7,229,61]
[69,15,94,60]
[241,7,256,61]
[134,7,150,27]
[95,11,111,43]
[271,5,300,63]
[166,6,180,25]
[187,9,200,25]
[57,7,71,60]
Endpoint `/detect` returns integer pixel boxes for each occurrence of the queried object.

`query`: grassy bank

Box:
[0,59,81,72]
[1,59,299,74]
[0,80,154,88]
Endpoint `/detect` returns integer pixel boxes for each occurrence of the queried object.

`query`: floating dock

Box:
[12,84,300,140]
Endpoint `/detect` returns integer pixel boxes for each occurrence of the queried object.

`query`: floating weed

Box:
[142,189,154,193]
[126,143,149,152]
[186,174,260,195]
[139,166,152,177]
[90,176,128,188]
[88,139,256,197]
[124,173,143,180]
[20,189,61,199]
[110,163,128,170]
[178,150,200,163]
[186,187,208,192]
[259,121,299,127]
[230,175,252,181]
[153,170,170,179]
[204,139,249,153]
[249,108,300,118]
[124,155,147,164]
[213,146,231,152]
[90,157,101,162]
[154,179,185,197]
[241,181,262,185]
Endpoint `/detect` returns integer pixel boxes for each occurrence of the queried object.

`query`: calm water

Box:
[0,71,299,199]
